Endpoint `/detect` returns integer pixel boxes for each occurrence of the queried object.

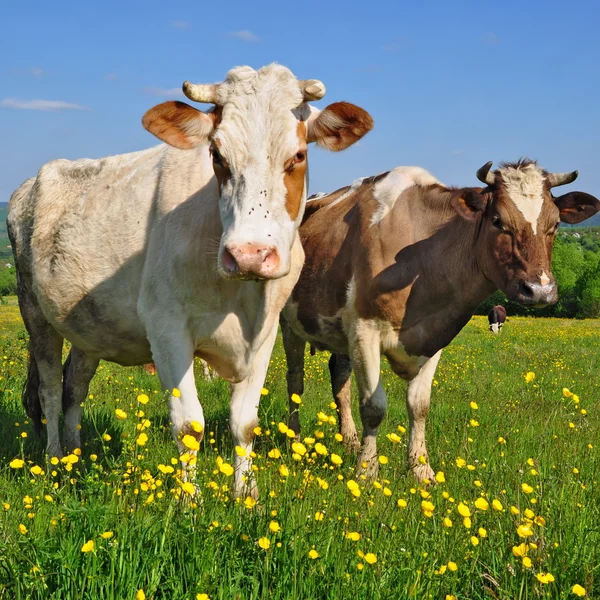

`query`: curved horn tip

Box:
[548,170,579,187]
[476,161,495,185]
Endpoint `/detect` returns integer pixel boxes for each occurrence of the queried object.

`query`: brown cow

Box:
[281,160,600,482]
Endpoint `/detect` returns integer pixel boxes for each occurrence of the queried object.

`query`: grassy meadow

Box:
[0,304,598,599]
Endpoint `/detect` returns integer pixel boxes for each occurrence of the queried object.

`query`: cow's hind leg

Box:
[230,323,279,499]
[62,347,99,451]
[406,350,442,483]
[281,317,305,438]
[329,354,359,452]
[350,320,386,481]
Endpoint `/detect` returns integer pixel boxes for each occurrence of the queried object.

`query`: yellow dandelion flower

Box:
[136,590,146,600]
[435,471,446,483]
[269,521,281,532]
[182,435,199,452]
[81,540,94,553]
[277,422,289,434]
[219,462,234,477]
[19,524,27,535]
[346,532,361,541]
[314,511,325,521]
[469,419,479,427]
[522,557,532,568]
[314,442,327,456]
[474,498,489,511]
[443,517,453,528]
[180,482,195,495]
[279,464,289,477]
[364,553,377,565]
[534,516,546,526]
[455,457,466,468]
[478,527,487,538]
[524,371,535,383]
[291,394,301,404]
[235,446,247,457]
[387,432,401,443]
[244,496,257,509]
[102,433,111,441]
[292,442,307,456]
[512,543,528,557]
[137,394,149,405]
[517,525,533,538]
[136,433,148,446]
[260,388,269,396]
[9,458,24,469]
[197,595,209,600]
[562,388,574,398]
[535,572,554,584]
[330,454,343,466]
[470,536,479,546]
[397,499,407,508]
[510,506,520,515]
[457,502,471,517]
[470,401,479,410]
[308,549,319,559]
[258,537,271,549]
[447,561,458,572]
[100,531,114,539]
[572,584,586,597]
[114,408,127,420]
[268,448,281,459]
[378,455,388,465]
[334,433,343,442]
[172,388,181,397]
[521,483,533,494]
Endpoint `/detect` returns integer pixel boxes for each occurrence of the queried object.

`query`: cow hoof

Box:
[341,431,360,454]
[355,454,379,482]
[411,462,435,484]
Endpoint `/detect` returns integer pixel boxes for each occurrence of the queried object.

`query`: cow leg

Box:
[281,317,305,438]
[406,350,442,483]
[350,320,385,481]
[150,331,204,479]
[230,324,279,499]
[62,347,99,451]
[328,354,359,452]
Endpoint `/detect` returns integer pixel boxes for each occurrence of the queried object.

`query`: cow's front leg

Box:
[150,331,204,481]
[329,354,359,452]
[349,319,385,481]
[230,324,279,499]
[406,350,442,483]
[280,316,306,438]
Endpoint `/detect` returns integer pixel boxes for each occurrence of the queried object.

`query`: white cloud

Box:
[104,73,118,81]
[170,20,190,29]
[228,30,260,42]
[0,98,90,111]
[143,86,184,98]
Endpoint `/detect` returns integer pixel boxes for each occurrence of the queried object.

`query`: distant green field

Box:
[0,204,12,261]
[0,307,598,599]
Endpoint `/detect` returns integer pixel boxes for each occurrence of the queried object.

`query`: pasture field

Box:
[0,310,598,599]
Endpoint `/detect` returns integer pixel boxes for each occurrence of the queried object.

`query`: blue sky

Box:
[1,0,599,202]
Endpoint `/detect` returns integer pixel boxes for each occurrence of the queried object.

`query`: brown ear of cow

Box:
[307,102,374,151]
[142,101,215,150]
[450,189,487,221]
[555,191,600,224]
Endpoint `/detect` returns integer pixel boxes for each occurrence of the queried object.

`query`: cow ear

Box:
[555,191,600,224]
[450,189,487,221]
[142,101,216,150]
[306,102,373,151]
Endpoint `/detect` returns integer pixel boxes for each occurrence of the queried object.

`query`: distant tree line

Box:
[477,229,600,318]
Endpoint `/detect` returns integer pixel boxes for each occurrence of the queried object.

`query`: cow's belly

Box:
[283,302,350,355]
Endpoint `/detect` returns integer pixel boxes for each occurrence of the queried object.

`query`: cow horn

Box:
[182,82,220,104]
[299,79,326,101]
[476,161,496,185]
[547,170,578,188]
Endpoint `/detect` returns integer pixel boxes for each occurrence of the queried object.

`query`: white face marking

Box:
[499,164,545,235]
[540,271,550,286]
[491,322,500,334]
[371,166,439,225]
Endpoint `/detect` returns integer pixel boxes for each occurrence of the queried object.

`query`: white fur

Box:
[491,322,500,334]
[540,271,550,286]
[371,167,439,225]
[498,164,545,235]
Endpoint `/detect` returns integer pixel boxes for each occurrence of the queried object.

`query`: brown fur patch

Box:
[241,419,260,445]
[283,122,307,220]
[181,422,205,444]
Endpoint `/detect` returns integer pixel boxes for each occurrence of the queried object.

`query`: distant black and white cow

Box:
[488,305,507,333]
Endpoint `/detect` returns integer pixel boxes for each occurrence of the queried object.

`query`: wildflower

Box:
[364,553,377,564]
[103,433,111,441]
[334,433,343,442]
[100,531,114,539]
[443,517,453,527]
[497,436,506,444]
[457,502,471,518]
[2,503,9,510]
[455,457,466,468]
[470,419,479,427]
[29,465,44,476]
[81,540,95,553]
[397,499,407,508]
[258,537,271,549]
[314,442,327,456]
[136,591,146,600]
[235,446,247,457]
[137,394,149,405]
[387,432,401,443]
[521,483,534,494]
[218,461,234,477]
[562,388,574,398]
[157,464,174,474]
[435,471,446,483]
[244,497,257,509]
[346,532,361,541]
[447,561,458,572]
[115,408,127,420]
[291,394,301,404]
[522,557,532,568]
[572,584,586,597]
[378,455,389,465]
[172,388,181,397]
[512,543,528,557]
[524,372,535,383]
[9,458,24,469]
[182,435,199,452]
[535,572,555,584]
[136,433,148,446]
[517,525,533,538]
[330,454,343,466]
[510,506,520,515]
[314,511,325,521]
[19,524,27,535]
[197,595,209,600]
[21,432,27,438]
[180,482,195,495]
[292,442,307,456]
[279,464,289,477]
[474,498,489,511]
[421,500,435,517]
[534,516,546,526]
[277,422,289,434]
[470,536,479,546]
[308,549,319,559]
[269,521,281,533]
[267,448,281,459]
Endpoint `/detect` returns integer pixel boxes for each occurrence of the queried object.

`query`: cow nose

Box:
[222,244,281,279]
[518,280,557,306]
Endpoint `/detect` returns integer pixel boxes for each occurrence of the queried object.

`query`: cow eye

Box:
[552,221,560,233]
[492,214,503,229]
[211,145,224,167]
[294,151,306,164]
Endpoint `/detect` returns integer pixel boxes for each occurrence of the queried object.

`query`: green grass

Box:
[0,311,599,599]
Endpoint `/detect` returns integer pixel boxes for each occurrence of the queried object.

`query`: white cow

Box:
[7,64,373,496]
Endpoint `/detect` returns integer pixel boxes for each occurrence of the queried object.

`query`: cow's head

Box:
[142,64,373,280]
[451,160,600,306]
